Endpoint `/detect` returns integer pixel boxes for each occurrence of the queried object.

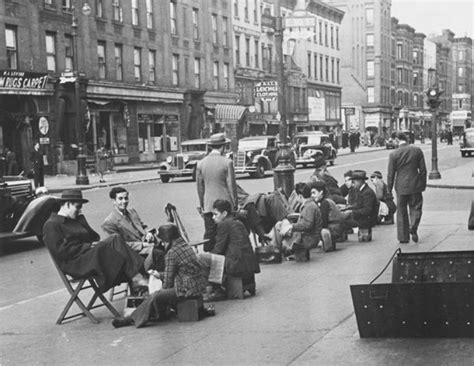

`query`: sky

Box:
[391,0,474,39]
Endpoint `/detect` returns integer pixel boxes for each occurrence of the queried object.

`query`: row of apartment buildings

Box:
[0,0,472,175]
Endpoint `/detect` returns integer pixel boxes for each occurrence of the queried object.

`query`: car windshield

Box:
[294,136,322,145]
[465,130,474,139]
[182,144,207,152]
[238,139,267,150]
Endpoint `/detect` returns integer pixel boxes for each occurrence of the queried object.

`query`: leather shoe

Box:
[112,316,134,328]
[399,240,409,244]
[411,231,419,243]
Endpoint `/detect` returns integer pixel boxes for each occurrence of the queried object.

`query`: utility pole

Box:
[426,68,442,180]
[272,0,295,198]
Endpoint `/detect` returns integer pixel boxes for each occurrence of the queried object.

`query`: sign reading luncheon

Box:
[0,70,49,89]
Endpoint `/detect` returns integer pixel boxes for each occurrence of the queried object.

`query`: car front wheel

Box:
[250,162,265,179]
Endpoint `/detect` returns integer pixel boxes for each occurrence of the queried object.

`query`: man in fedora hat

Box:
[343,170,378,240]
[43,189,148,293]
[196,133,237,252]
[387,131,426,244]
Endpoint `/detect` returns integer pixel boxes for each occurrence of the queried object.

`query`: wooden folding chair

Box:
[50,257,121,325]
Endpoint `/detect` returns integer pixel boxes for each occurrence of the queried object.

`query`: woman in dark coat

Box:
[43,190,148,293]
[212,199,260,278]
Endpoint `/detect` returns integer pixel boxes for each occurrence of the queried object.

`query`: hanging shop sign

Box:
[0,70,49,90]
[38,117,49,135]
[254,80,278,102]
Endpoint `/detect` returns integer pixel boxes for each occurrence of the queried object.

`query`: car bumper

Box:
[234,166,257,174]
[460,148,474,152]
[158,169,194,178]
[295,156,315,164]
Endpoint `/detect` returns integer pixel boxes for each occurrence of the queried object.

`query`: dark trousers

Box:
[33,169,44,188]
[203,212,216,252]
[130,288,177,328]
[396,192,423,242]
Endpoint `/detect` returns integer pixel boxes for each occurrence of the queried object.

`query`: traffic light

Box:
[426,88,443,109]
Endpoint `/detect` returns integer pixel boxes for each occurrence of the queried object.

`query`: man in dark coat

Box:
[344,170,378,231]
[43,190,148,293]
[30,142,44,189]
[196,133,237,252]
[387,132,427,244]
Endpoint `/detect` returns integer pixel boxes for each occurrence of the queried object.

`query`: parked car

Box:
[233,136,279,178]
[292,131,337,167]
[158,138,231,183]
[0,175,53,243]
[460,127,474,157]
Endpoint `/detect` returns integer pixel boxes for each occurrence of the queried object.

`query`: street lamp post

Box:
[72,1,90,185]
[427,68,441,180]
[272,0,295,198]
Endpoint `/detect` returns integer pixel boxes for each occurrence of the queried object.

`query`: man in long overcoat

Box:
[196,133,237,252]
[387,132,427,244]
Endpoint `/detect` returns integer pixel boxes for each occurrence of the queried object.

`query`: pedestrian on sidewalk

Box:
[96,145,108,183]
[196,133,237,252]
[387,132,427,244]
[6,147,19,176]
[30,142,44,188]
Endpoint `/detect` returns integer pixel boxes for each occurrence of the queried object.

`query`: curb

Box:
[427,183,474,190]
[48,176,161,194]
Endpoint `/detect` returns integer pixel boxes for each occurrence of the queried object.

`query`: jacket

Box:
[350,184,378,229]
[102,208,148,253]
[387,143,427,195]
[196,151,237,213]
[212,217,260,277]
[292,198,322,249]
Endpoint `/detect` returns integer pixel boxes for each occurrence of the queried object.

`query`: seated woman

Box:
[112,223,211,328]
[201,199,260,300]
[43,190,148,294]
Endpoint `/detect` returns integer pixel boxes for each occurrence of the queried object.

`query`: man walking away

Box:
[387,132,427,244]
[196,133,237,252]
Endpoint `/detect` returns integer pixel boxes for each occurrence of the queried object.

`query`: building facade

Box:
[0,0,237,175]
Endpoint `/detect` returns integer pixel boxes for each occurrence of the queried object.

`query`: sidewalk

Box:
[42,143,474,193]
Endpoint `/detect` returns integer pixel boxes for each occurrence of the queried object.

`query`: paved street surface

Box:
[1,142,474,365]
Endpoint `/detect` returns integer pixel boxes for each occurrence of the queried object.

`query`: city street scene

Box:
[1,0,473,365]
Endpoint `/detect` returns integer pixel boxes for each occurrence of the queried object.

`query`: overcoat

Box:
[292,198,323,249]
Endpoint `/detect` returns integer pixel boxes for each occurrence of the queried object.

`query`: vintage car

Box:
[292,131,337,167]
[460,127,474,157]
[158,138,231,183]
[233,136,279,178]
[0,175,57,244]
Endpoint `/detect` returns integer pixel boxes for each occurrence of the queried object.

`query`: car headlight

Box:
[246,151,253,158]
[166,156,172,163]
[183,155,189,163]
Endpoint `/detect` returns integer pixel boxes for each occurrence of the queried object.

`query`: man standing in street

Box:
[30,142,44,188]
[196,133,237,252]
[387,132,427,244]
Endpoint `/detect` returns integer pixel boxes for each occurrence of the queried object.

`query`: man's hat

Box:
[207,133,227,147]
[58,189,89,203]
[350,170,368,181]
[370,171,383,179]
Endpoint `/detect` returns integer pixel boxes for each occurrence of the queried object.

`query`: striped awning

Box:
[215,104,247,123]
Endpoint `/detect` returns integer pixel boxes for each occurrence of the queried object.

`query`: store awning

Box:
[215,104,247,123]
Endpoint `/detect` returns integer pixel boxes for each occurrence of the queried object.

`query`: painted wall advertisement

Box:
[308,96,325,121]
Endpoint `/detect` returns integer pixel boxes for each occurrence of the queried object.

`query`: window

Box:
[45,32,56,72]
[319,21,322,44]
[337,59,340,83]
[314,54,318,80]
[194,58,201,88]
[5,26,18,70]
[330,26,334,48]
[331,58,335,83]
[192,8,199,39]
[184,57,189,84]
[212,14,218,44]
[458,50,465,60]
[366,8,373,25]
[367,60,374,77]
[324,23,328,46]
[224,63,229,91]
[149,50,156,83]
[244,0,249,20]
[132,0,139,26]
[146,0,153,28]
[319,55,323,80]
[366,34,374,47]
[254,39,259,68]
[397,91,403,105]
[97,41,106,78]
[62,0,72,11]
[307,52,312,78]
[245,37,250,67]
[172,54,179,85]
[223,17,229,46]
[413,94,418,106]
[397,43,403,59]
[170,1,177,35]
[413,72,418,86]
[113,0,123,22]
[458,84,465,93]
[253,0,258,22]
[235,35,240,65]
[96,0,103,18]
[336,27,339,49]
[325,56,329,81]
[367,87,374,103]
[413,50,419,64]
[134,47,141,81]
[397,68,402,83]
[233,0,238,18]
[44,0,53,7]
[213,61,219,89]
[114,44,123,81]
[268,45,273,73]
[458,67,464,77]
[65,35,73,70]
